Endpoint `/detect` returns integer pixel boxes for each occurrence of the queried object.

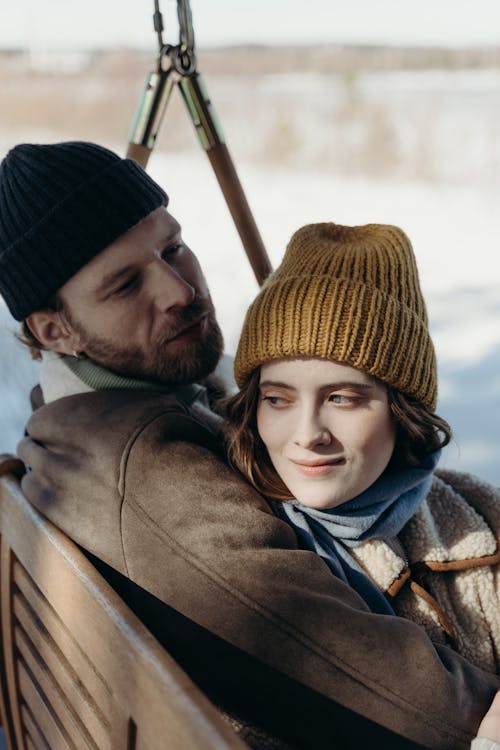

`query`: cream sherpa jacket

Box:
[352,469,500,674]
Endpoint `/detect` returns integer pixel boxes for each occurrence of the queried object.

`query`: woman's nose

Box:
[151,261,196,311]
[293,410,332,450]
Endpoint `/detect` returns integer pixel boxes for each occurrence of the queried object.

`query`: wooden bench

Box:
[0,456,248,750]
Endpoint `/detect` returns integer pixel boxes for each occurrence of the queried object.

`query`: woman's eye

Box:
[262,395,289,407]
[328,393,358,406]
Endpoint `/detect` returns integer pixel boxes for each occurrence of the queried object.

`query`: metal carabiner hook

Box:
[152,0,196,76]
[169,0,196,75]
[177,0,195,54]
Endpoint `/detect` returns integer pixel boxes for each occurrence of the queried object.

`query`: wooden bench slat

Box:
[15,626,105,750]
[17,662,73,750]
[13,568,113,731]
[21,704,53,750]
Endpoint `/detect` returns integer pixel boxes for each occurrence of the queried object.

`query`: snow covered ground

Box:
[1,65,499,484]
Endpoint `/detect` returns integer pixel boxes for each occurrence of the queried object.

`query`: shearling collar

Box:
[351,470,500,673]
[352,471,500,597]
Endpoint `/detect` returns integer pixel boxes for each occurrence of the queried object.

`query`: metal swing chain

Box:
[153,0,164,60]
[127,0,272,285]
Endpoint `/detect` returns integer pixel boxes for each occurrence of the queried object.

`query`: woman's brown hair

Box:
[224,366,452,502]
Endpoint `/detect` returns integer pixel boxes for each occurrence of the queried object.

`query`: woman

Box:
[226,221,500,747]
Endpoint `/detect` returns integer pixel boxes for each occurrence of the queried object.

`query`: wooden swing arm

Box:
[126,1,272,286]
[178,73,272,286]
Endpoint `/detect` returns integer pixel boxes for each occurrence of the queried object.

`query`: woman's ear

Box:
[25,310,80,356]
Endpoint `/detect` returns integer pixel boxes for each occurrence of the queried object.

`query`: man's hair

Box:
[223,367,452,502]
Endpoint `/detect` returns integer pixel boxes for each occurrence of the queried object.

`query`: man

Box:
[0,141,497,749]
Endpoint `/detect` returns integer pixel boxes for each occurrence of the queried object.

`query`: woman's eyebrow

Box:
[259,380,295,389]
[321,381,374,390]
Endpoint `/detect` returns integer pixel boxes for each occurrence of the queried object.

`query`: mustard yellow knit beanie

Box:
[234,222,437,410]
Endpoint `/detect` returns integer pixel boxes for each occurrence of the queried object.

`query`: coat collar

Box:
[352,472,500,597]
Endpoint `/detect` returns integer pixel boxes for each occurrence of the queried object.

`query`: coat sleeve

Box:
[18,392,500,750]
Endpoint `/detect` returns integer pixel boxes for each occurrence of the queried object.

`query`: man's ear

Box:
[25,310,80,356]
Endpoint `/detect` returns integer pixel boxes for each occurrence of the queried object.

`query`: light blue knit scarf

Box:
[274,450,441,615]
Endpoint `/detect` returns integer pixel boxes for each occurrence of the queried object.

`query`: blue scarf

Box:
[274,450,440,615]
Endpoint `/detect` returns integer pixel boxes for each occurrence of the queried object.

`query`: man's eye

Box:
[162,243,183,258]
[113,276,139,296]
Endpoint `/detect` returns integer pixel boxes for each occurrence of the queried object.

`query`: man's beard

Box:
[64,297,224,385]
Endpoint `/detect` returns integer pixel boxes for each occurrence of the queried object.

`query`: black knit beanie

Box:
[0,141,168,320]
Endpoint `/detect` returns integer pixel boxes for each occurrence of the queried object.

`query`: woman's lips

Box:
[291,458,345,476]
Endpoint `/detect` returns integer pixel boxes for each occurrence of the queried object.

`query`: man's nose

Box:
[151,260,196,311]
[293,408,332,450]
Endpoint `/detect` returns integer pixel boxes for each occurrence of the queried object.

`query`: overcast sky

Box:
[1,0,500,50]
